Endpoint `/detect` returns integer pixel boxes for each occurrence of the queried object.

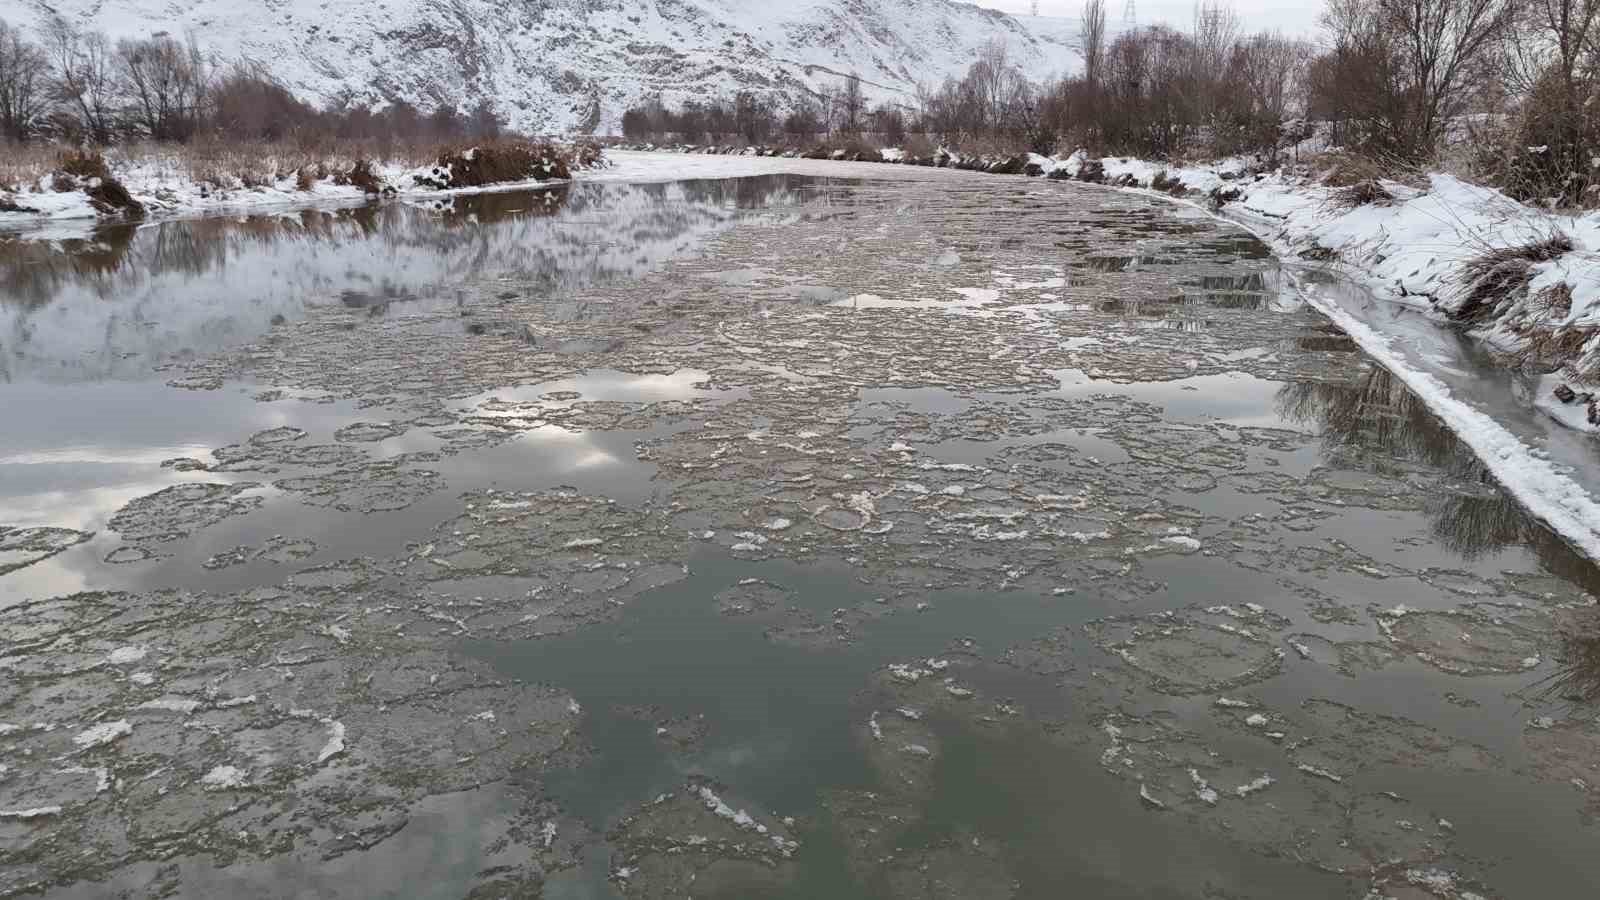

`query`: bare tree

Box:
[840,74,865,135]
[42,18,117,143]
[1500,0,1600,195]
[1082,0,1108,87]
[873,103,907,146]
[816,84,838,134]
[1316,0,1510,160]
[117,34,211,142]
[734,91,775,144]
[783,95,823,141]
[0,19,50,141]
[1190,0,1242,128]
[1381,0,1515,158]
[1233,32,1311,162]
[210,62,317,141]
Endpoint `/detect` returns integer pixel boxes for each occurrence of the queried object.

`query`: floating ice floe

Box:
[201,766,248,790]
[1139,783,1167,810]
[106,646,147,665]
[1234,774,1275,797]
[73,720,132,750]
[1296,763,1343,783]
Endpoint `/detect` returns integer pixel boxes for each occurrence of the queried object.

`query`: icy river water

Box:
[4,166,1600,899]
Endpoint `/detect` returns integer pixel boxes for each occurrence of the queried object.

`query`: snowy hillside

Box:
[21,0,1081,134]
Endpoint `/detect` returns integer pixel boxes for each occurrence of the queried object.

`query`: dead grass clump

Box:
[1295,334,1359,352]
[0,142,58,191]
[295,167,316,192]
[85,176,144,218]
[0,195,41,213]
[1208,185,1243,209]
[1453,233,1575,324]
[1299,242,1340,262]
[335,159,385,194]
[569,140,605,170]
[1528,281,1574,320]
[1149,170,1188,196]
[57,150,111,181]
[1510,324,1594,370]
[415,141,573,190]
[51,150,143,218]
[1076,159,1106,184]
[1315,151,1386,188]
[1329,179,1394,210]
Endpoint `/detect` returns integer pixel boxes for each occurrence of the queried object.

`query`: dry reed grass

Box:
[1452,232,1575,324]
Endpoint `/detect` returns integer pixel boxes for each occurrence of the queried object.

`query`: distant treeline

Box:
[620,0,1600,206]
[620,5,1307,163]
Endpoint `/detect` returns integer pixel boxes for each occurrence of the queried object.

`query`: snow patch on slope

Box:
[28,0,1081,134]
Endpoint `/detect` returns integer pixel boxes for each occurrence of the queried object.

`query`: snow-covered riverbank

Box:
[0,143,602,232]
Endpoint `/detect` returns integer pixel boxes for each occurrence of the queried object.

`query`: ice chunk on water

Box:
[107,646,147,665]
[201,766,247,790]
[1234,774,1275,797]
[73,720,131,750]
[1139,783,1167,810]
[1296,763,1342,783]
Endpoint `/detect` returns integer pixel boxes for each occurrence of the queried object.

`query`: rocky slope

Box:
[24,0,1079,133]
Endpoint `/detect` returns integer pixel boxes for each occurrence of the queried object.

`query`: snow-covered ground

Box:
[0,153,590,235]
[25,0,1079,134]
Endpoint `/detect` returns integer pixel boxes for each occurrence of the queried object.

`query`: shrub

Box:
[901,134,937,165]
[415,141,573,190]
[570,140,605,170]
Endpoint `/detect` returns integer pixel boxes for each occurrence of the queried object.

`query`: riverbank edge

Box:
[0,142,609,232]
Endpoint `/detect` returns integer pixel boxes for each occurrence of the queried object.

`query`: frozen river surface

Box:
[3,164,1599,899]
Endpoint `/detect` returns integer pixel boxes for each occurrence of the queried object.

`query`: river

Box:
[2,163,1597,899]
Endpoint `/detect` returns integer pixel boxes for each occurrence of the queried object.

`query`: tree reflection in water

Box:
[0,175,839,382]
[1277,366,1600,705]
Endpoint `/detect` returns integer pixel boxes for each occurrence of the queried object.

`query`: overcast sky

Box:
[971,1,1325,39]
